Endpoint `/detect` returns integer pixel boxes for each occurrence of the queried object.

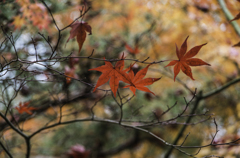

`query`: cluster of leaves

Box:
[89,55,161,96]
[65,17,211,96]
[65,19,162,96]
[87,36,210,97]
[15,23,212,115]
[12,0,50,30]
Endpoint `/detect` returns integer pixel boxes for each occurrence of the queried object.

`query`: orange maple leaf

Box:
[165,36,210,81]
[123,64,161,95]
[125,44,140,54]
[89,55,128,97]
[67,21,92,54]
[15,102,36,115]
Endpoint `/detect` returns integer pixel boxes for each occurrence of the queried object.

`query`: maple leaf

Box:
[67,21,92,54]
[15,102,36,115]
[165,36,210,81]
[123,64,161,95]
[88,55,128,97]
[125,44,140,54]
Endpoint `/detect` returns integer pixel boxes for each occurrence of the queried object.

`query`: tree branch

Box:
[202,77,240,99]
[218,0,240,37]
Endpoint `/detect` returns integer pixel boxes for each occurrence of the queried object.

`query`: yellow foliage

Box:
[13,0,51,31]
[12,15,25,30]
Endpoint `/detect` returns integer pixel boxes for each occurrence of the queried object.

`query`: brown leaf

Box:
[67,21,92,54]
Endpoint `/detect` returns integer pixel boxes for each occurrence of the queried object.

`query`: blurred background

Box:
[0,0,240,157]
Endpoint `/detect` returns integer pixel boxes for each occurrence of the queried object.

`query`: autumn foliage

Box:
[1,0,240,158]
[13,0,50,30]
[89,54,160,96]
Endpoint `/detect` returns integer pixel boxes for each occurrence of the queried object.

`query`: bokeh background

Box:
[0,0,240,157]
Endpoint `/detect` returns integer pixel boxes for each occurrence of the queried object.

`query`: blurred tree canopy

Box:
[0,0,240,158]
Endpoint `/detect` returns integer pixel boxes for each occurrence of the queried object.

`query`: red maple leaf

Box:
[165,36,210,81]
[66,21,92,54]
[15,102,36,115]
[88,55,128,97]
[123,64,161,95]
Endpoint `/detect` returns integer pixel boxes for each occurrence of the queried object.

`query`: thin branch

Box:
[90,91,108,119]
[1,26,19,59]
[40,0,60,31]
[202,77,240,99]
[164,90,201,158]
[0,112,28,139]
[60,7,91,31]
[0,140,13,158]
[24,116,240,157]
[0,38,7,49]
[181,132,190,146]
[211,118,219,145]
